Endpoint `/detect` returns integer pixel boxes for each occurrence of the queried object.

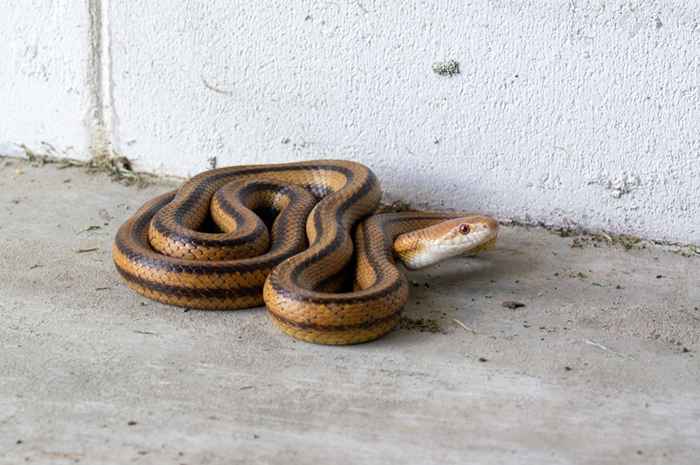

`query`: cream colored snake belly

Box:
[113,160,498,345]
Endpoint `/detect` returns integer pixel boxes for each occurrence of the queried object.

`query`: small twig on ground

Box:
[583,338,630,359]
[76,248,99,254]
[77,225,101,235]
[452,319,478,334]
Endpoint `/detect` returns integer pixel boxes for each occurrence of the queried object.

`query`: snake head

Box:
[442,216,498,246]
[394,215,499,270]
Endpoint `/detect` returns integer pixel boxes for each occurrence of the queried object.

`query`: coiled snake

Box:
[113,160,498,344]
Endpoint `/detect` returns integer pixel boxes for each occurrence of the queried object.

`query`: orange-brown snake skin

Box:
[113,159,488,344]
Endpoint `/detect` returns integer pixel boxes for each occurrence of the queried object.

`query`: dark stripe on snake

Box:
[115,264,263,299]
[267,307,400,332]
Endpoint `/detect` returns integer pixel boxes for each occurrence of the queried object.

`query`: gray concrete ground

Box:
[1,159,698,465]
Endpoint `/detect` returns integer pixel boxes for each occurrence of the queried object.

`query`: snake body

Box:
[113,159,497,344]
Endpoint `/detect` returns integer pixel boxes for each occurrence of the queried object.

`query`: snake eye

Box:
[458,223,470,235]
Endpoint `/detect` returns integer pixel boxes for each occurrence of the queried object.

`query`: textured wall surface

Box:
[1,1,699,243]
[0,0,94,160]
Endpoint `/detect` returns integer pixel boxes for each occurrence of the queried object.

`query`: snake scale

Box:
[113,160,498,344]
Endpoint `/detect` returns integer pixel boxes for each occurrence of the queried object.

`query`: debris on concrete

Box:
[75,247,99,254]
[399,316,443,334]
[18,144,152,186]
[583,338,631,359]
[377,199,414,213]
[503,218,698,256]
[452,319,477,334]
[571,233,644,250]
[77,225,101,234]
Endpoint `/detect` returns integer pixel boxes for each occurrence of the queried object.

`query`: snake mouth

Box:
[467,236,497,255]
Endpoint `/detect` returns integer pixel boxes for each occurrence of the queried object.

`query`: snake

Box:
[113,160,498,345]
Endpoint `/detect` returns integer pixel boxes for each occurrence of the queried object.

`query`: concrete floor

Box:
[1,159,698,465]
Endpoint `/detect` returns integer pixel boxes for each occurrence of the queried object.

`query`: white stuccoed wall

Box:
[1,1,699,243]
[0,0,96,160]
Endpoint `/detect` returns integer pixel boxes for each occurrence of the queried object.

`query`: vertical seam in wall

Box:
[101,0,117,154]
[86,0,113,159]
